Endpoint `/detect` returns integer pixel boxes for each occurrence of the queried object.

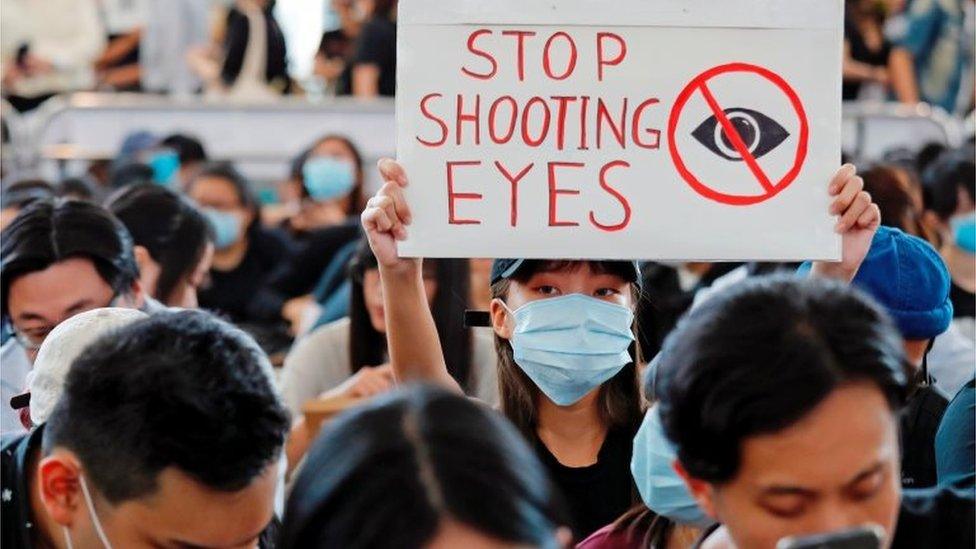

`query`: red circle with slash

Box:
[667,62,809,206]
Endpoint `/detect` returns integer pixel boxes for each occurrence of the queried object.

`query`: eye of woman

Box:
[534,285,560,296]
[594,287,621,298]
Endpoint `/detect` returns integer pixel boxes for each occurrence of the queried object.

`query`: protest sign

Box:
[396,0,843,260]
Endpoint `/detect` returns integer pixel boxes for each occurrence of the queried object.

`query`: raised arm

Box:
[360,159,462,393]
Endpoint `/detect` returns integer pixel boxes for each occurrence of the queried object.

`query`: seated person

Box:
[0,199,143,433]
[187,163,294,326]
[280,241,497,468]
[654,275,974,549]
[106,183,214,309]
[280,384,571,548]
[0,310,290,548]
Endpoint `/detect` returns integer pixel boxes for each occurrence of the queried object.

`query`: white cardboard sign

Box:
[396,0,843,260]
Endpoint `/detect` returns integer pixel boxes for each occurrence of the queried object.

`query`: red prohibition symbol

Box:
[667,62,809,206]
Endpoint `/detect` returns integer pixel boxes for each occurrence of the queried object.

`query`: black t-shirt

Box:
[268,219,361,300]
[534,426,638,542]
[950,281,975,319]
[901,385,949,489]
[318,29,354,96]
[351,17,397,96]
[842,17,891,100]
[221,8,291,93]
[199,227,295,325]
[1,425,44,549]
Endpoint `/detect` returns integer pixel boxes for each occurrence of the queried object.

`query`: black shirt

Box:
[199,228,295,325]
[318,29,354,96]
[534,426,637,542]
[842,16,891,100]
[1,425,44,549]
[950,281,975,319]
[351,17,397,96]
[222,7,291,93]
[901,386,949,489]
[268,220,361,300]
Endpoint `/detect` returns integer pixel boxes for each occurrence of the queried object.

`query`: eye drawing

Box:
[691,108,789,161]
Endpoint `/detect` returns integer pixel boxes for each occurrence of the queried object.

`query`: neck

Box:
[536,390,608,467]
[27,447,61,549]
[211,237,249,272]
[944,245,976,292]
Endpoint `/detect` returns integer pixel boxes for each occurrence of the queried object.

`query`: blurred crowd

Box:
[1,0,974,115]
[1,0,398,110]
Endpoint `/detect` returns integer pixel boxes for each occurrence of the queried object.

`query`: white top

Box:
[279,317,500,415]
[0,0,105,97]
[0,338,31,434]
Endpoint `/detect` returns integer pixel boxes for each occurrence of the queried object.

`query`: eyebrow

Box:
[760,485,818,498]
[17,298,95,324]
[845,461,885,487]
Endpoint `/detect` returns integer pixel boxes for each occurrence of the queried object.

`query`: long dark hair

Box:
[347,241,474,391]
[279,384,569,548]
[490,260,644,439]
[106,184,214,305]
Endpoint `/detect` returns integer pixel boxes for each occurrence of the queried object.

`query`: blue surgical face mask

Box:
[951,212,976,254]
[202,208,242,250]
[632,405,713,527]
[148,150,180,188]
[303,157,356,202]
[503,293,634,406]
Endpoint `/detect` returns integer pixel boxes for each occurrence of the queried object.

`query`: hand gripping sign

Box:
[396,0,843,261]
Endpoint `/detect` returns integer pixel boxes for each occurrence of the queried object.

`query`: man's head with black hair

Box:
[1,198,142,360]
[921,149,975,234]
[654,276,911,549]
[37,310,289,548]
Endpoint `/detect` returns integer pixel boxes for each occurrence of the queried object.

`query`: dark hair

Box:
[43,310,290,503]
[106,184,214,305]
[370,0,397,19]
[490,260,643,438]
[57,177,96,202]
[187,162,261,234]
[296,135,366,215]
[656,276,912,483]
[347,241,475,391]
[280,384,568,548]
[1,199,139,318]
[109,162,155,189]
[922,150,976,221]
[861,165,925,237]
[1,178,55,209]
[160,134,208,165]
[606,505,676,549]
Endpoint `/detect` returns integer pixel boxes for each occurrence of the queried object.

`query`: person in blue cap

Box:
[799,225,958,490]
[361,159,880,542]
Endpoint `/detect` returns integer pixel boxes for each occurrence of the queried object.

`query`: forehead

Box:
[311,138,353,158]
[119,464,278,547]
[189,177,240,204]
[732,383,898,488]
[517,261,629,284]
[8,258,113,317]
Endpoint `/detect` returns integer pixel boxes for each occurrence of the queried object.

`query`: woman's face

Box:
[362,268,438,333]
[189,176,253,245]
[311,139,359,174]
[167,242,215,308]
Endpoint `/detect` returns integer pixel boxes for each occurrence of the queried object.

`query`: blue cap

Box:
[799,226,953,340]
[490,259,642,287]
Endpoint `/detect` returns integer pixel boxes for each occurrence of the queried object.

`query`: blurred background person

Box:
[0,0,105,112]
[350,0,397,97]
[843,0,893,101]
[140,0,211,95]
[94,0,147,92]
[106,183,215,309]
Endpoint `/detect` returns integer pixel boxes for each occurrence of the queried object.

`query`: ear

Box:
[489,298,512,340]
[37,451,83,527]
[132,245,152,274]
[673,459,720,520]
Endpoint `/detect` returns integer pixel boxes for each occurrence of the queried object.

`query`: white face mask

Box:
[62,475,114,549]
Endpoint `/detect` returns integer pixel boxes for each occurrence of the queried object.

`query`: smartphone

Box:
[776,525,884,549]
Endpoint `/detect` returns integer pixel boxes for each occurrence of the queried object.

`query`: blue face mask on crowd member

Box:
[502,293,634,406]
[63,475,114,549]
[202,208,241,250]
[951,213,976,254]
[632,405,713,527]
[148,150,181,188]
[302,157,356,202]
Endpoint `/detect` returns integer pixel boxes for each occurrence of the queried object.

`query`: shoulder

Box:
[577,523,637,549]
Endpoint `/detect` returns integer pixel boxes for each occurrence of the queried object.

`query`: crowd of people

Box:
[0,117,972,547]
[0,1,974,548]
[2,0,975,112]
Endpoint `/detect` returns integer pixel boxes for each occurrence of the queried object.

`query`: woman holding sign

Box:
[361,159,880,542]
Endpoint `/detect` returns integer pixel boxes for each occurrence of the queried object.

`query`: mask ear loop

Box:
[78,476,114,549]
